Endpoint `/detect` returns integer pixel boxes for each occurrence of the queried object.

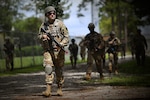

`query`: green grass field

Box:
[0,54,71,70]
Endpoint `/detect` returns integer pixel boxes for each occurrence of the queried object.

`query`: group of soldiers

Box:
[2,5,148,98]
[40,5,131,97]
[68,23,121,80]
[68,23,148,81]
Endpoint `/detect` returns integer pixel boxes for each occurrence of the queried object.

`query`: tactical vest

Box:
[43,19,64,49]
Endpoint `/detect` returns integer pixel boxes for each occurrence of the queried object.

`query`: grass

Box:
[1,54,150,87]
[82,56,150,87]
[0,55,85,76]
[102,74,150,87]
[0,56,43,69]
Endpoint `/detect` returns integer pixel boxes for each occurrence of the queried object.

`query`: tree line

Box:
[0,0,150,47]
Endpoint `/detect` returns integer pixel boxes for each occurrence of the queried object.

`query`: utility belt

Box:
[107,46,118,54]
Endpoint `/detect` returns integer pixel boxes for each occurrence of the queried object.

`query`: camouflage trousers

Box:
[108,52,118,72]
[5,54,14,71]
[86,50,103,76]
[43,49,65,86]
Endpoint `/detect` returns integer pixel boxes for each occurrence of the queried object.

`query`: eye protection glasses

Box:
[45,11,56,16]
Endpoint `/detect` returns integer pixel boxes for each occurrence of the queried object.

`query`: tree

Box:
[127,0,150,25]
[13,17,42,46]
[31,0,72,19]
[0,0,22,32]
[77,0,104,21]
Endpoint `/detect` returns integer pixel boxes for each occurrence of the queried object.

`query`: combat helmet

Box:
[88,23,95,28]
[71,38,75,43]
[45,6,56,15]
[110,31,115,36]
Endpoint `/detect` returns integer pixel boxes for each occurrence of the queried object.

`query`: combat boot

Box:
[57,85,63,96]
[84,73,91,80]
[115,70,118,75]
[100,74,104,80]
[42,84,51,97]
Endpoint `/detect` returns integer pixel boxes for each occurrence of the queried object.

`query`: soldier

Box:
[68,38,78,69]
[106,31,121,75]
[79,38,86,61]
[128,32,135,59]
[3,38,14,71]
[133,29,148,66]
[83,23,105,80]
[120,39,126,59]
[38,6,69,97]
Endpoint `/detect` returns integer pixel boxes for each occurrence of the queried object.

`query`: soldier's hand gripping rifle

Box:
[41,28,65,52]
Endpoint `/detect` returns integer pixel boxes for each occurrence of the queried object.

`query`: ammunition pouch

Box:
[107,45,118,53]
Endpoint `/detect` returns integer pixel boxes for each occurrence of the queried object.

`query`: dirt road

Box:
[0,57,150,100]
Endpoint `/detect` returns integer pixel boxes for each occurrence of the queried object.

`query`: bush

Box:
[15,45,43,57]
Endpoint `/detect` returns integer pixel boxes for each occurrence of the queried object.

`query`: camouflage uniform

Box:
[79,39,86,61]
[106,31,121,75]
[38,6,69,97]
[128,33,135,59]
[133,29,148,66]
[3,38,14,71]
[83,23,105,80]
[68,39,78,69]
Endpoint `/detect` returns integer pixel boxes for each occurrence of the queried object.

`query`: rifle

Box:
[41,28,65,52]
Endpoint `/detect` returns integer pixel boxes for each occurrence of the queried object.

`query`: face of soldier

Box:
[46,11,56,21]
[110,34,115,38]
[88,27,94,33]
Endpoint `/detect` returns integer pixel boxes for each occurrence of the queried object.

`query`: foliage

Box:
[0,0,21,32]
[77,0,150,38]
[14,17,42,33]
[13,17,42,46]
[15,45,42,57]
[32,0,72,19]
[129,0,150,25]
[99,0,138,36]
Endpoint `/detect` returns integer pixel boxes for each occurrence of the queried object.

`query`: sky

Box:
[63,0,91,37]
[24,0,150,37]
[25,0,99,37]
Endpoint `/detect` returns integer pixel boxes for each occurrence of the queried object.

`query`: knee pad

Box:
[45,64,53,75]
[108,62,112,71]
[109,53,114,61]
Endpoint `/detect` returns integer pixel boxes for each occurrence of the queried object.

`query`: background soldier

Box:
[38,6,69,97]
[83,23,105,80]
[3,38,14,71]
[106,31,121,75]
[79,38,86,61]
[128,32,135,59]
[68,38,78,69]
[133,29,148,66]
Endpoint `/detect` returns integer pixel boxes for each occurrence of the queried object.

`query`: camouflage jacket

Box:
[106,37,121,53]
[38,19,69,51]
[3,42,14,55]
[133,34,148,49]
[68,43,78,55]
[84,31,105,52]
